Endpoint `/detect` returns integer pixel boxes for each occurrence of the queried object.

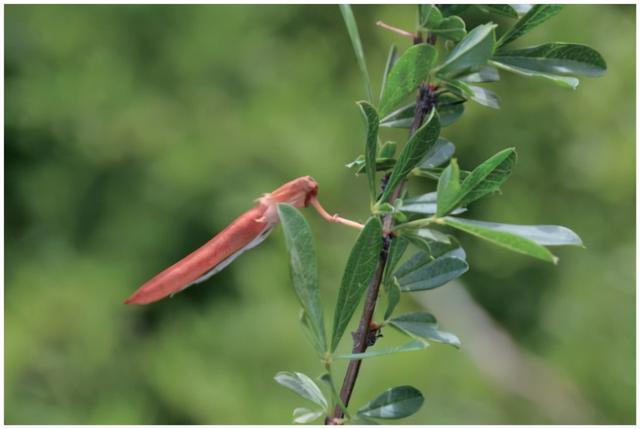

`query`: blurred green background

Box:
[5,4,635,424]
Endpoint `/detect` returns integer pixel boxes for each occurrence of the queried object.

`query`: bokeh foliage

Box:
[5,4,635,424]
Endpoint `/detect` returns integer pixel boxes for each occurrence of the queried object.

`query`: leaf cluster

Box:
[274,4,603,424]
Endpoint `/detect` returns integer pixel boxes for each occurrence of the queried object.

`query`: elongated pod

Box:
[124,176,319,305]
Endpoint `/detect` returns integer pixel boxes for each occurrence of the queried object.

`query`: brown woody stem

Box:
[327,32,436,425]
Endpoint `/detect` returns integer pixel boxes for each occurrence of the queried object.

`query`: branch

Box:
[327,34,436,425]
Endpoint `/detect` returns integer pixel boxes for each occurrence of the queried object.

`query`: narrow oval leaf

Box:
[396,255,468,292]
[438,101,465,127]
[336,339,428,360]
[278,204,327,354]
[418,5,443,28]
[494,43,607,77]
[476,4,519,18]
[490,59,579,89]
[400,192,466,216]
[380,110,441,202]
[292,407,324,424]
[379,44,438,116]
[436,23,496,77]
[431,16,467,42]
[274,371,329,410]
[379,45,398,103]
[442,79,500,109]
[390,312,461,348]
[443,216,559,263]
[331,217,383,352]
[357,101,380,202]
[436,159,461,216]
[441,217,583,247]
[379,102,414,129]
[384,280,401,321]
[419,137,455,168]
[460,65,500,83]
[456,147,515,207]
[339,5,373,101]
[497,5,563,48]
[467,84,501,109]
[357,386,424,419]
[437,148,516,216]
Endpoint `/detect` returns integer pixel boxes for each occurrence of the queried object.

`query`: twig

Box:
[328,33,437,425]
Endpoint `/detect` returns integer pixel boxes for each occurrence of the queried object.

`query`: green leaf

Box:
[436,159,461,217]
[379,141,397,158]
[418,5,443,28]
[439,5,470,17]
[277,204,327,354]
[436,23,496,77]
[490,59,579,89]
[336,339,428,360]
[413,165,471,181]
[404,227,454,245]
[379,102,415,129]
[319,373,350,418]
[390,312,461,348]
[274,371,329,410]
[331,217,382,352]
[459,65,500,83]
[357,101,380,202]
[419,137,455,168]
[494,43,607,77]
[292,407,324,424]
[497,5,563,48]
[456,147,516,207]
[438,100,465,127]
[379,110,441,202]
[467,84,500,109]
[400,192,465,216]
[384,280,401,321]
[357,385,424,419]
[379,45,398,103]
[441,78,500,109]
[379,44,438,116]
[395,252,468,292]
[440,217,583,247]
[476,4,519,18]
[339,5,373,102]
[437,148,516,216]
[443,216,559,263]
[383,236,409,284]
[430,16,467,42]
